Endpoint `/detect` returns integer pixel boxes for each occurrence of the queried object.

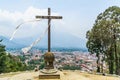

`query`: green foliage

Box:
[0,40,26,73]
[25,65,36,70]
[18,55,26,62]
[86,6,120,75]
[62,65,81,70]
[39,62,45,69]
[0,40,6,53]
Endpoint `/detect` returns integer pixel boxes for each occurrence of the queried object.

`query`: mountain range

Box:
[0,32,87,50]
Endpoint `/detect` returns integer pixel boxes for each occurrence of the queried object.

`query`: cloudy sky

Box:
[0,0,120,43]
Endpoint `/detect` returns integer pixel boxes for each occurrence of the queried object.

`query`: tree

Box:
[86,6,120,75]
[0,40,6,73]
[0,40,26,73]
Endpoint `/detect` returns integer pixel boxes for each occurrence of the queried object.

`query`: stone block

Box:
[39,71,60,79]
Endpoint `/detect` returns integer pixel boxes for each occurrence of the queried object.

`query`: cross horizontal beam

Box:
[36,16,62,19]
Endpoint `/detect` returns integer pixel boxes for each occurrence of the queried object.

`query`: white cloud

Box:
[0,6,63,38]
[0,6,88,41]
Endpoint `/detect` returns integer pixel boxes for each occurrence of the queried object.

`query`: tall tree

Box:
[86,6,120,74]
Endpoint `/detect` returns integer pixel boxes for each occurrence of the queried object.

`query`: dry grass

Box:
[0,72,22,78]
[0,70,120,80]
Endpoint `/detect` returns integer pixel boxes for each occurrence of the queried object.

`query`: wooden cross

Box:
[36,8,62,52]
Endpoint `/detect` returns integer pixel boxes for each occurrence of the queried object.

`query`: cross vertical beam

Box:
[48,8,51,52]
[36,8,62,52]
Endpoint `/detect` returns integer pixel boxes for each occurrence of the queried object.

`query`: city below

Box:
[8,48,100,72]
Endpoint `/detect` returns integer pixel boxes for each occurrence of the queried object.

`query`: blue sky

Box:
[0,0,120,48]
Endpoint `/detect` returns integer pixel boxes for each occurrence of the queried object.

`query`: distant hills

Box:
[0,36,24,49]
[0,32,87,51]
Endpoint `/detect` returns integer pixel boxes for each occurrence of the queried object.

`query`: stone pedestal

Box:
[39,69,60,79]
[39,52,60,79]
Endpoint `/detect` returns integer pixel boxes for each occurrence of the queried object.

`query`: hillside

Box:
[0,70,119,80]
